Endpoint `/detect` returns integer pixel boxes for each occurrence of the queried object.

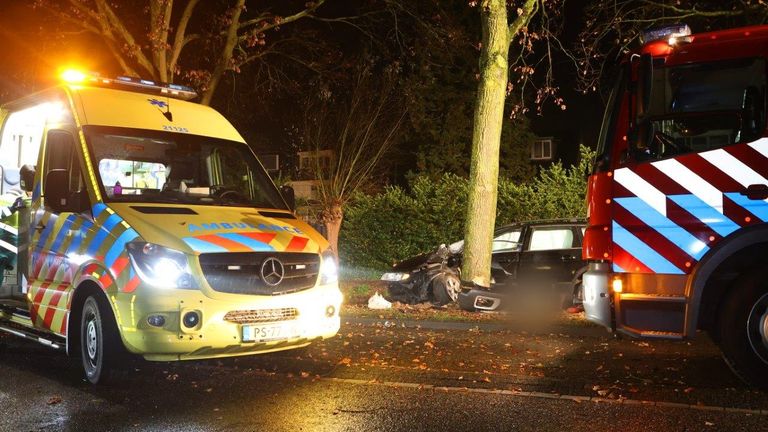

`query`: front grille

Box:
[198,252,320,295]
[223,308,299,324]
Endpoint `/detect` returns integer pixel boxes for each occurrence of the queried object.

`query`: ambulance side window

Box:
[44,131,88,213]
[0,108,45,194]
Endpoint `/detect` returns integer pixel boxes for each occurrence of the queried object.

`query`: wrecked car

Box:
[381,219,587,310]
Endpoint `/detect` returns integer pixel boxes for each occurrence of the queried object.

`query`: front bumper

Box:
[458,288,505,311]
[582,262,612,330]
[113,283,342,361]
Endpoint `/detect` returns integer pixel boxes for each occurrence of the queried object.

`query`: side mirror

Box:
[280,184,296,212]
[635,53,653,121]
[742,86,764,142]
[20,165,36,193]
[45,169,70,213]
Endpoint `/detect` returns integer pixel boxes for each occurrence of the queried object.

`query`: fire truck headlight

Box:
[127,242,197,289]
[320,250,338,285]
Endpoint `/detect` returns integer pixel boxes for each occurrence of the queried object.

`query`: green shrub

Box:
[339,145,595,270]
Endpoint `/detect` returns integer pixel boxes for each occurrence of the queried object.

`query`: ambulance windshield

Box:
[84,126,287,209]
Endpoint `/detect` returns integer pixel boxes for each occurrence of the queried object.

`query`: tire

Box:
[717,270,768,390]
[431,273,461,306]
[80,296,121,384]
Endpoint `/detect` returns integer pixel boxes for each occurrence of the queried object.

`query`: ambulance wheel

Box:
[80,296,120,384]
[432,273,461,306]
[718,270,768,390]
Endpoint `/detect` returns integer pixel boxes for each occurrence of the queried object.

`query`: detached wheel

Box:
[432,273,461,306]
[718,270,768,390]
[80,296,120,384]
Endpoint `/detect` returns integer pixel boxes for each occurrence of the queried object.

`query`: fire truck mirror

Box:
[635,53,653,121]
[742,86,764,141]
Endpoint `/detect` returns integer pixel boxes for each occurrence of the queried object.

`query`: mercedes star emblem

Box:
[260,257,285,286]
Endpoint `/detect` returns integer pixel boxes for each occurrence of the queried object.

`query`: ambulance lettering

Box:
[187,222,302,234]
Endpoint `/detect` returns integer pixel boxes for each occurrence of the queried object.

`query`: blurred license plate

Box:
[242,323,299,342]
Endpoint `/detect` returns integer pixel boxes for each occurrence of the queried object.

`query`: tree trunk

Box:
[323,204,344,259]
[200,0,245,105]
[461,0,510,288]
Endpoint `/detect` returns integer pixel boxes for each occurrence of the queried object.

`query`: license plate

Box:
[242,323,300,342]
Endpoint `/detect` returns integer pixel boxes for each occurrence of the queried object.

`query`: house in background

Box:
[256,153,280,175]
[290,149,334,200]
[530,136,558,163]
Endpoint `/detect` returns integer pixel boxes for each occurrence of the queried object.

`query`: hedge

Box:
[339,145,595,270]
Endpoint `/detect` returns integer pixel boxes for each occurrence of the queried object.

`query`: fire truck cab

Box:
[583,24,768,388]
[0,71,342,383]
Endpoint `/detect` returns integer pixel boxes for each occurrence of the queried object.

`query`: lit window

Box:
[531,139,553,161]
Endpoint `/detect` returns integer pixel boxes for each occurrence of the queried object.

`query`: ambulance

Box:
[0,70,342,383]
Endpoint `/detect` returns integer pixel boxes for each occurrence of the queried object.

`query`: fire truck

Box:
[582,23,768,388]
[0,70,342,383]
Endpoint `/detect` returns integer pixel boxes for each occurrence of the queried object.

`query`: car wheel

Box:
[718,270,768,390]
[80,296,120,384]
[432,273,461,306]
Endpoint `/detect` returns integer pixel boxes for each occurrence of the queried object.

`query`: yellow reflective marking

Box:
[63,88,102,202]
[130,295,136,329]
[111,295,122,325]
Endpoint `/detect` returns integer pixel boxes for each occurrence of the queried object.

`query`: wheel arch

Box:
[686,223,768,337]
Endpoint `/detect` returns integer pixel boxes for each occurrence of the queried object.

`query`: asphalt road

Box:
[1,317,766,431]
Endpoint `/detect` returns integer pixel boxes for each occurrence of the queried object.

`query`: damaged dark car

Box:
[381,219,587,311]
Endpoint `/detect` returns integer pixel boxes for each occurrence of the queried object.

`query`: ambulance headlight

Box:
[320,250,338,285]
[127,242,196,289]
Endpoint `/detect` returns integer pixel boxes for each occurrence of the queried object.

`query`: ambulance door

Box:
[29,130,90,334]
[0,106,45,300]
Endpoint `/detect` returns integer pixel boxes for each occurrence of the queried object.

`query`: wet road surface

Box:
[1,317,766,431]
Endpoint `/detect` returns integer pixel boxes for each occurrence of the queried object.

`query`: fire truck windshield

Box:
[634,57,766,161]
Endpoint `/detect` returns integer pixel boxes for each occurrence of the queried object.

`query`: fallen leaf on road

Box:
[47,396,62,405]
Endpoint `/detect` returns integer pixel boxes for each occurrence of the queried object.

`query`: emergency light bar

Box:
[641,23,692,45]
[60,69,198,101]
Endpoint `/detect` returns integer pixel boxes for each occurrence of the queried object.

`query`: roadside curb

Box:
[321,376,768,416]
[342,316,610,338]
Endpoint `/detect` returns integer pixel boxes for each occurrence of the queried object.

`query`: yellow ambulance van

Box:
[0,71,342,383]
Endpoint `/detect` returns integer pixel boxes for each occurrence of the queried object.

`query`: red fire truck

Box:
[582,23,768,388]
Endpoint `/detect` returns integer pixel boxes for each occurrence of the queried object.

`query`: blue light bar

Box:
[641,24,691,44]
[108,75,198,100]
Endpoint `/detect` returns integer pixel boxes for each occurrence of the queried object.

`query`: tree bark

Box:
[461,0,510,288]
[323,204,344,259]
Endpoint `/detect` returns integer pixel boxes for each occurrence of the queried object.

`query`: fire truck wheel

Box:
[80,296,120,384]
[718,271,768,390]
[432,273,461,306]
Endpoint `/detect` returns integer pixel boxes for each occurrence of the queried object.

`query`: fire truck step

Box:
[619,293,686,303]
[637,330,684,340]
[0,323,65,351]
